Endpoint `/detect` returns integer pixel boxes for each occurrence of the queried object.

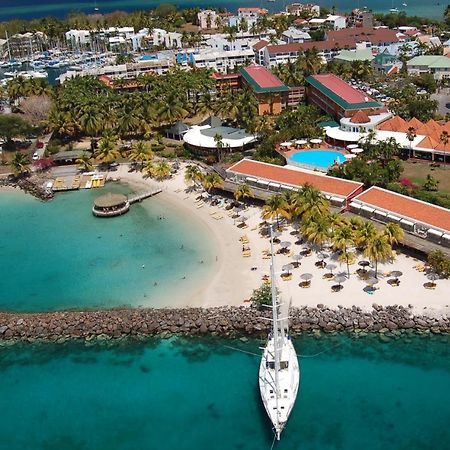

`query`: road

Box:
[431,87,450,117]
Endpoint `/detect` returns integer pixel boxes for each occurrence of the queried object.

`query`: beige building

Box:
[197,10,219,30]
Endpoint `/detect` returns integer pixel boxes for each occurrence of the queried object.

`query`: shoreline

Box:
[0,305,448,343]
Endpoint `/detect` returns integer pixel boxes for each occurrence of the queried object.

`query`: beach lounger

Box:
[214,215,223,220]
[196,205,203,209]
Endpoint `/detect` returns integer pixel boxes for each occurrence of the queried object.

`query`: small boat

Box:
[259,226,300,440]
[402,2,407,6]
[389,8,399,12]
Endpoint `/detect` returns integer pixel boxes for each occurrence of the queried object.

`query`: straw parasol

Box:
[334,275,346,285]
[366,277,379,286]
[282,263,294,275]
[390,270,403,281]
[280,241,291,249]
[301,273,313,281]
[326,263,337,274]
[292,254,302,267]
[94,193,127,209]
[359,260,370,267]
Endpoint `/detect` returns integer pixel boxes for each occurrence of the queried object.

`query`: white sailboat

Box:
[259,227,300,440]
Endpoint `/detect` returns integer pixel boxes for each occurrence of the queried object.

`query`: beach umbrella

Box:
[390,270,403,281]
[292,254,302,267]
[351,147,364,154]
[346,144,359,150]
[282,263,294,275]
[334,275,346,286]
[295,139,307,145]
[280,241,291,249]
[359,260,370,267]
[366,277,379,286]
[427,273,438,282]
[310,138,322,144]
[301,273,313,281]
[318,252,329,261]
[280,141,292,147]
[326,263,337,274]
[344,153,357,160]
[239,215,248,223]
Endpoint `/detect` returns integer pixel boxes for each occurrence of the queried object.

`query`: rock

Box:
[199,323,208,333]
[0,326,8,335]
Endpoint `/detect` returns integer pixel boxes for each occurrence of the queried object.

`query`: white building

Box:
[152,29,182,49]
[192,48,255,73]
[198,10,219,30]
[281,28,311,44]
[65,30,91,46]
[407,55,450,80]
[309,14,346,30]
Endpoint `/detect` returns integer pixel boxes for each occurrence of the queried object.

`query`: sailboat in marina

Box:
[259,227,300,440]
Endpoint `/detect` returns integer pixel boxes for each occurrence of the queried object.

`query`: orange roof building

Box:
[226,159,363,205]
[350,110,370,124]
[351,187,450,244]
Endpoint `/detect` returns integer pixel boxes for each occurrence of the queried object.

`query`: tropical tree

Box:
[382,223,404,246]
[9,152,31,176]
[355,220,377,249]
[128,141,153,170]
[76,152,95,172]
[214,133,224,162]
[95,133,120,165]
[234,183,254,203]
[440,131,449,152]
[406,126,417,159]
[262,193,289,229]
[0,114,33,146]
[333,223,355,278]
[364,234,393,278]
[143,160,155,177]
[202,172,224,193]
[296,183,330,223]
[301,215,331,250]
[423,174,439,191]
[152,160,172,180]
[184,164,204,187]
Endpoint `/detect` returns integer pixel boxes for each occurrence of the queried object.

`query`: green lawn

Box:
[401,161,450,193]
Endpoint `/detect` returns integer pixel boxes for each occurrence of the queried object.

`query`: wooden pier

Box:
[128,189,162,204]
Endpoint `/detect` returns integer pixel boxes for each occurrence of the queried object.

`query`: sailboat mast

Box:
[5,31,12,62]
[269,226,281,421]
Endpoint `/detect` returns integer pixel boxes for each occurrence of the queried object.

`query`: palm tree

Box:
[95,133,120,166]
[143,160,155,177]
[301,215,331,250]
[440,130,449,152]
[202,173,224,193]
[355,221,377,249]
[234,183,254,202]
[76,152,94,172]
[364,234,393,278]
[9,152,30,176]
[406,126,416,159]
[128,141,153,170]
[184,164,204,187]
[152,160,171,180]
[214,133,224,162]
[382,223,404,246]
[333,223,355,278]
[262,194,289,229]
[297,183,330,223]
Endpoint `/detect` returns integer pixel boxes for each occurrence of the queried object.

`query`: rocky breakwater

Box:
[0,175,53,200]
[0,304,448,343]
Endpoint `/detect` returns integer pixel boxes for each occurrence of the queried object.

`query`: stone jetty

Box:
[0,305,448,343]
[0,176,53,200]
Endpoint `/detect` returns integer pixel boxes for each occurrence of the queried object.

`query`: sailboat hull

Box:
[259,336,300,439]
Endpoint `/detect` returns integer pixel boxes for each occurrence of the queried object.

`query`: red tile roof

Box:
[354,187,450,233]
[327,27,400,45]
[350,110,370,124]
[242,65,286,89]
[377,115,409,132]
[309,74,376,105]
[238,7,265,12]
[227,159,363,198]
[253,39,269,51]
[416,136,440,149]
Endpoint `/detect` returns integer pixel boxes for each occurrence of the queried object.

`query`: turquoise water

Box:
[289,150,346,170]
[0,0,445,20]
[0,333,449,449]
[0,186,215,312]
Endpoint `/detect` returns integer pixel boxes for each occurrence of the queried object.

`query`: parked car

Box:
[36,141,44,149]
[32,152,39,160]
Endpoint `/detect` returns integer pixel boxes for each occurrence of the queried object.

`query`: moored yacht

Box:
[259,227,300,440]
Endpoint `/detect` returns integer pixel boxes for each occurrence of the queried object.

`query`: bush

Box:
[427,250,450,278]
[45,141,60,155]
[251,284,272,308]
[160,148,176,158]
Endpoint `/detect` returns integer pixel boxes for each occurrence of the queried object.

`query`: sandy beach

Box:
[113,163,450,318]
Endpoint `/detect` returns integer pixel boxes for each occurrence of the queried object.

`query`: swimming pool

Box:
[288,150,346,171]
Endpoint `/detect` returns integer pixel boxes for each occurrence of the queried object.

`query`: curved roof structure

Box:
[183,125,257,149]
[350,110,370,124]
[94,193,128,208]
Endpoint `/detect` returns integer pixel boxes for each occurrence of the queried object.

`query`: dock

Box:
[128,189,162,204]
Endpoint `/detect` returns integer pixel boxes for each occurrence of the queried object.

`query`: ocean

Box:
[0,333,449,450]
[0,0,445,21]
[0,186,215,312]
